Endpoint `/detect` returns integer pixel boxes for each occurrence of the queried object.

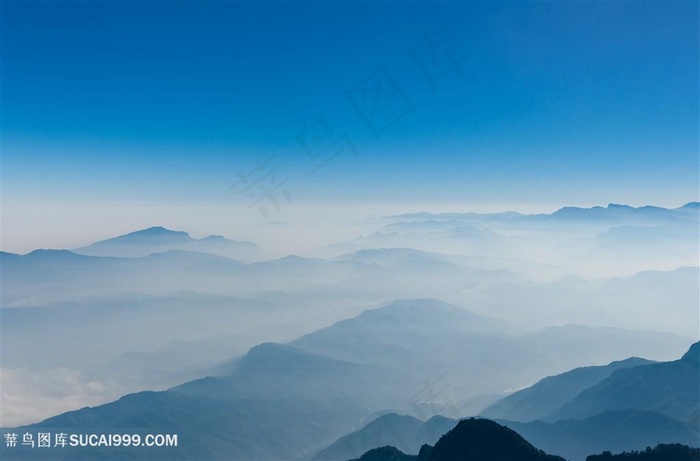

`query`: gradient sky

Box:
[2,1,699,251]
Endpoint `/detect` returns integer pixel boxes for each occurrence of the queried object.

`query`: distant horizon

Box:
[2,197,697,255]
[3,2,698,244]
[2,2,698,454]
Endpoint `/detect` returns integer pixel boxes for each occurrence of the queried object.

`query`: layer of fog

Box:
[1,202,698,426]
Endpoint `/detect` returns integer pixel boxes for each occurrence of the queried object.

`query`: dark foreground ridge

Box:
[351,418,566,461]
[352,446,416,461]
[586,444,700,461]
[349,419,700,461]
[422,418,566,461]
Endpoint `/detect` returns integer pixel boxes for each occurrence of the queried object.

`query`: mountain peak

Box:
[84,227,192,247]
[240,342,348,370]
[681,342,700,363]
[200,234,226,241]
[23,249,101,260]
[140,226,171,232]
[359,298,498,330]
[351,446,414,461]
[124,226,191,238]
[546,202,698,222]
[426,418,565,461]
[72,226,259,260]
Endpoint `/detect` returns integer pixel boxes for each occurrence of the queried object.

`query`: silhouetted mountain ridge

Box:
[348,419,566,461]
[350,446,416,461]
[427,418,566,461]
[2,304,695,461]
[548,342,700,423]
[387,202,699,224]
[682,342,700,363]
[501,409,700,461]
[480,357,655,422]
[586,443,700,460]
[73,226,259,260]
[313,413,456,461]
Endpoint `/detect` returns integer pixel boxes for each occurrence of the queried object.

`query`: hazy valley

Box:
[1,203,698,460]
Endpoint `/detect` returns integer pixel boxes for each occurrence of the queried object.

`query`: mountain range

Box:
[2,203,698,459]
[348,418,567,461]
[72,226,260,260]
[312,413,456,461]
[388,202,699,226]
[1,302,696,461]
[490,342,700,459]
[585,444,700,460]
[310,342,699,461]
[547,342,700,423]
[325,202,699,279]
[480,357,655,422]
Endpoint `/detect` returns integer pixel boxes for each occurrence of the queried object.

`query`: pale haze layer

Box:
[2,2,698,244]
[1,1,698,453]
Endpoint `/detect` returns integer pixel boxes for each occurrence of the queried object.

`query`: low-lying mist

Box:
[1,202,697,427]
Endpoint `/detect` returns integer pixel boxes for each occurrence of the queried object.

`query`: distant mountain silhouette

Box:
[3,246,376,308]
[340,410,700,461]
[73,226,259,260]
[548,342,700,423]
[388,202,699,226]
[486,343,700,461]
[171,342,405,406]
[313,413,456,461]
[0,302,694,460]
[501,409,700,461]
[333,248,538,288]
[292,298,687,403]
[94,226,192,244]
[586,443,700,461]
[22,391,368,461]
[336,248,475,275]
[542,203,699,224]
[481,357,654,422]
[315,340,700,461]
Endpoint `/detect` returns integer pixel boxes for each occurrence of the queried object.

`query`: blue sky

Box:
[2,1,699,213]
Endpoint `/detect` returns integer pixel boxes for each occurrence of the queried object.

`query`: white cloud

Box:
[0,367,119,427]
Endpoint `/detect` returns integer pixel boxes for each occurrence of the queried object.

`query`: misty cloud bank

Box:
[1,203,698,428]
